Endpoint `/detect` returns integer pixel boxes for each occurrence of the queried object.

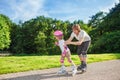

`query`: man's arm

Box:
[66,31,85,45]
[66,37,73,42]
[69,37,84,45]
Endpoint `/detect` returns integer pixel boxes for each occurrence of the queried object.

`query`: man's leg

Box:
[77,41,90,71]
[77,54,86,69]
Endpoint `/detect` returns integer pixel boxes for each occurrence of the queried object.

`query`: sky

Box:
[0,0,119,23]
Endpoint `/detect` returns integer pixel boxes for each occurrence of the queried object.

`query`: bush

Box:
[90,31,120,53]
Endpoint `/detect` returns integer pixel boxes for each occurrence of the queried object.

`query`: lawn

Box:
[0,53,120,74]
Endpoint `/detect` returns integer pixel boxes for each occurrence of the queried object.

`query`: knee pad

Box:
[79,54,87,58]
[60,59,64,63]
[68,59,72,63]
[81,51,87,55]
[83,54,87,58]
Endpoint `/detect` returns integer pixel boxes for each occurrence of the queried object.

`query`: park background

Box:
[0,0,120,74]
[0,1,120,54]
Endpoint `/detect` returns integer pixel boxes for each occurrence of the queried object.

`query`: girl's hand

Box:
[55,42,59,46]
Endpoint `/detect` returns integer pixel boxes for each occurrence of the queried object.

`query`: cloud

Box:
[100,5,114,13]
[45,0,87,22]
[99,0,119,12]
[6,0,119,23]
[115,0,119,3]
[9,0,48,23]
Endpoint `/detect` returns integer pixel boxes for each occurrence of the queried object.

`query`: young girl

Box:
[54,30,77,76]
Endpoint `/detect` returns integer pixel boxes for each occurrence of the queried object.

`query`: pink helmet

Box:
[54,30,63,36]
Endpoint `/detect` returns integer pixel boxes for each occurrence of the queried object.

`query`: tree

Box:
[100,2,120,32]
[89,2,120,53]
[34,31,47,54]
[91,31,120,53]
[0,14,12,50]
[88,11,106,28]
[0,14,92,54]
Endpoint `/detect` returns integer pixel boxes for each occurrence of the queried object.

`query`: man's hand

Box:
[65,41,71,45]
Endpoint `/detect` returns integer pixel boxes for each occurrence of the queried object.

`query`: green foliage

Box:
[88,2,120,53]
[90,31,120,53]
[11,16,90,54]
[34,31,47,54]
[100,2,120,32]
[10,24,24,53]
[0,14,11,50]
[88,11,106,28]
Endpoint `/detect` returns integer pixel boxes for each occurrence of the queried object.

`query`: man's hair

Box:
[72,24,81,32]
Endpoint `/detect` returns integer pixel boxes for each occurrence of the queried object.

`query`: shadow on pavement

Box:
[5,71,72,80]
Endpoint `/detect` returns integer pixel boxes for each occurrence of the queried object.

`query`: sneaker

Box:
[71,65,77,76]
[57,66,68,75]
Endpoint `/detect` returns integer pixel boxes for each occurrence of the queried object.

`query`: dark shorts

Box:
[77,41,91,56]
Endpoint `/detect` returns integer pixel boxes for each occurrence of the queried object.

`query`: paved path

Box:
[0,60,120,80]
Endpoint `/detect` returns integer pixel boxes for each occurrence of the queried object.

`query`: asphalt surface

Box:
[0,60,120,80]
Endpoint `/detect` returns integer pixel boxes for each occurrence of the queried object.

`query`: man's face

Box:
[73,29,79,35]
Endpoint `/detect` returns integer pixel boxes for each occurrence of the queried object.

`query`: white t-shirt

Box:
[70,30,91,42]
[58,39,69,53]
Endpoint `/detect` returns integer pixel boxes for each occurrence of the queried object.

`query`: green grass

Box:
[0,53,120,74]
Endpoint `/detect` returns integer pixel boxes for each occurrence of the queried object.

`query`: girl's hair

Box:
[72,24,81,32]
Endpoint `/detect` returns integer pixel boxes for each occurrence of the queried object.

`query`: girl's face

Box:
[73,29,79,35]
[55,36,59,40]
[55,36,62,40]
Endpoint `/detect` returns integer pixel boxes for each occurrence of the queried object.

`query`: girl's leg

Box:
[60,55,65,66]
[66,51,77,76]
[57,55,67,74]
[66,51,75,66]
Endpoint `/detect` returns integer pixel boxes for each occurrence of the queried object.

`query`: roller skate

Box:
[81,64,87,73]
[71,65,77,76]
[77,64,83,71]
[57,66,68,75]
[77,63,87,73]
